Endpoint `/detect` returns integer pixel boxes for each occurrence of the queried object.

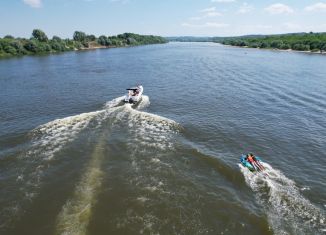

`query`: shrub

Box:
[24,40,38,53]
[4,45,17,54]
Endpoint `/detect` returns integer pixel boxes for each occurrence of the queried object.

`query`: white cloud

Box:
[194,7,222,19]
[206,11,222,17]
[182,22,229,28]
[23,0,42,8]
[237,2,254,14]
[211,0,236,3]
[264,3,294,14]
[200,7,216,13]
[305,2,326,12]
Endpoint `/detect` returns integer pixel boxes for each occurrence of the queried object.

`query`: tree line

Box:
[0,29,167,58]
[218,32,326,52]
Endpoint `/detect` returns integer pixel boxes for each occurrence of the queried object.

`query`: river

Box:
[0,42,325,235]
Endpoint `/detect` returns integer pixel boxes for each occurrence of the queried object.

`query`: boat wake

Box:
[239,163,326,235]
[55,95,178,235]
[0,94,175,233]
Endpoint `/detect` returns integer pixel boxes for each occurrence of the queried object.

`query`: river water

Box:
[0,42,325,235]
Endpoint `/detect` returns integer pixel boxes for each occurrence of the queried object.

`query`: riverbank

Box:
[218,32,326,55]
[221,44,326,55]
[0,30,167,59]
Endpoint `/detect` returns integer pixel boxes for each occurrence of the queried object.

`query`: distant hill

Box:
[166,36,215,42]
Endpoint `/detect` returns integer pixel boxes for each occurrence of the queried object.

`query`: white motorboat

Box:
[123,85,143,104]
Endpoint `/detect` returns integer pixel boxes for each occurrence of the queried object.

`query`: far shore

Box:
[0,30,168,59]
[220,44,326,55]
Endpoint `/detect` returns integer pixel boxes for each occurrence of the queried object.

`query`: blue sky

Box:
[1,0,326,38]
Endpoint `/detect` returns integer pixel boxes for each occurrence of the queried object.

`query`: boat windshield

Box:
[126,87,138,91]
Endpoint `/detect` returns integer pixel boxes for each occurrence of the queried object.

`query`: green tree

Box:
[280,44,290,50]
[52,36,62,42]
[87,34,96,41]
[127,37,137,45]
[0,39,10,51]
[239,41,248,47]
[292,43,310,51]
[271,40,283,48]
[73,31,86,42]
[260,42,270,48]
[309,40,321,51]
[51,41,65,51]
[98,35,108,46]
[106,38,112,46]
[4,35,14,39]
[32,29,48,42]
[41,43,52,52]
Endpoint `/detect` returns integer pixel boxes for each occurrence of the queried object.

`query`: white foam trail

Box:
[116,100,180,218]
[135,95,150,110]
[104,96,125,109]
[4,94,179,233]
[239,163,326,235]
[121,103,179,150]
[54,95,178,235]
[29,110,105,160]
[1,98,124,230]
[28,94,125,162]
[55,133,107,235]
